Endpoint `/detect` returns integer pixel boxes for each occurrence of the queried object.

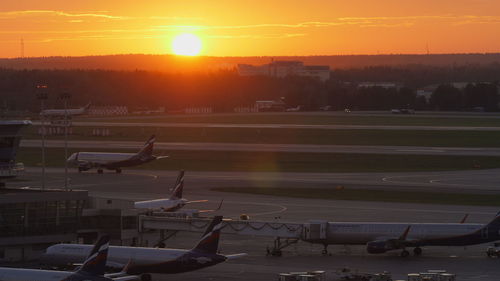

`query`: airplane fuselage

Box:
[44,245,186,268]
[320,222,483,245]
[67,152,155,170]
[134,198,187,211]
[0,267,112,281]
[43,245,225,274]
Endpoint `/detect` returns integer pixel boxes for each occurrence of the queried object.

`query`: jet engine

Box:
[366,240,390,254]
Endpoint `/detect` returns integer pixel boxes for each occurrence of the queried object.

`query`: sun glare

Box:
[172,34,202,56]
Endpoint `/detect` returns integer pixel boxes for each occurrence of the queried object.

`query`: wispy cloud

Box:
[3,12,500,45]
[0,10,126,20]
[207,33,306,39]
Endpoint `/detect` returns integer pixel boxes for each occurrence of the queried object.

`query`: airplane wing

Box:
[105,260,141,280]
[367,226,414,254]
[155,155,170,159]
[225,253,248,260]
[187,200,209,204]
[111,276,141,281]
[198,199,224,213]
[106,260,127,269]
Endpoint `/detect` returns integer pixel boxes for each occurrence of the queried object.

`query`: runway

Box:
[20,139,500,156]
[7,167,500,280]
[31,120,500,131]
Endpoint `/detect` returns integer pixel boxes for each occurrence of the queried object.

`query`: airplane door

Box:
[481,227,489,239]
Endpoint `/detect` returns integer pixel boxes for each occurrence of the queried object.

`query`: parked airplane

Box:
[42,216,245,280]
[304,212,500,257]
[67,135,168,173]
[40,102,91,117]
[0,235,138,281]
[134,170,220,212]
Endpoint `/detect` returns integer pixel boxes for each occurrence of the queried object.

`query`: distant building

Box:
[357,82,400,89]
[237,60,330,82]
[255,100,286,112]
[416,89,433,102]
[89,106,128,116]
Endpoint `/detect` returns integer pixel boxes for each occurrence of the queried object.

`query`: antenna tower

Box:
[21,38,25,58]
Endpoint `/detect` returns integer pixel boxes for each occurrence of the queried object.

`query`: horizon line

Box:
[3,51,500,60]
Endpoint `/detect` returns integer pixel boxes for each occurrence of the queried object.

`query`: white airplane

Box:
[302,212,500,257]
[67,135,168,174]
[0,235,139,281]
[40,102,91,117]
[134,170,220,212]
[42,216,246,280]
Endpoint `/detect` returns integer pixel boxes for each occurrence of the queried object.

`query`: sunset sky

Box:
[2,0,500,58]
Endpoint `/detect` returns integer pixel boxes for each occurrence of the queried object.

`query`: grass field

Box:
[212,187,500,207]
[88,113,500,127]
[18,147,500,173]
[22,126,500,147]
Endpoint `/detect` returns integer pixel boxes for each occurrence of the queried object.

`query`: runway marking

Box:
[49,172,159,189]
[396,149,446,153]
[381,174,487,188]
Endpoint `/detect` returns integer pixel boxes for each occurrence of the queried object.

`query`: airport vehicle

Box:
[40,102,91,117]
[305,212,500,257]
[486,242,500,257]
[42,216,246,278]
[0,235,138,281]
[66,135,168,173]
[134,170,218,212]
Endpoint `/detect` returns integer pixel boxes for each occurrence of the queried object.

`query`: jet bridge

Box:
[139,215,329,256]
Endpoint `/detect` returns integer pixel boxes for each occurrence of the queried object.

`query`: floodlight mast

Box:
[36,85,48,190]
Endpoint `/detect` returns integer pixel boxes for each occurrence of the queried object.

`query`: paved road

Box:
[31,120,500,131]
[7,168,500,281]
[20,139,500,156]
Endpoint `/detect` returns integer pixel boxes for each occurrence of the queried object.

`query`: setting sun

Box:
[172,34,202,56]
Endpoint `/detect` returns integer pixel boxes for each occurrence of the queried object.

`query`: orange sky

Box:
[2,0,500,58]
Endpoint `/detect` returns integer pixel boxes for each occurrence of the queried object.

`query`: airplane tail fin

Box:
[78,235,110,276]
[137,135,156,157]
[484,212,500,232]
[192,216,223,254]
[84,102,92,111]
[169,170,185,200]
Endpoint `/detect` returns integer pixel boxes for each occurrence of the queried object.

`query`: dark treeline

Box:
[3,53,500,71]
[0,64,499,113]
[332,63,500,88]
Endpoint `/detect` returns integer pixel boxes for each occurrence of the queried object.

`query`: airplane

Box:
[40,102,91,118]
[66,135,168,174]
[303,212,500,257]
[0,235,139,281]
[42,216,246,280]
[134,170,220,212]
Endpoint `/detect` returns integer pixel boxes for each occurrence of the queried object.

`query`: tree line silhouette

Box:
[0,64,499,113]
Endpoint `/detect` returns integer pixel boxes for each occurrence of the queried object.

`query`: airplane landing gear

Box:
[400,249,410,257]
[322,244,329,256]
[413,247,422,256]
[97,169,103,174]
[115,168,122,174]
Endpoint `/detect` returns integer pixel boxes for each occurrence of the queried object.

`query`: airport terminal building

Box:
[0,120,31,182]
[0,120,139,262]
[0,188,88,262]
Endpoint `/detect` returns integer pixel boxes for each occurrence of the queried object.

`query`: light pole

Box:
[59,92,71,191]
[36,85,48,190]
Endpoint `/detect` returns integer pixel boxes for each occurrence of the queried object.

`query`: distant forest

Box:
[1,62,500,113]
[2,53,500,72]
